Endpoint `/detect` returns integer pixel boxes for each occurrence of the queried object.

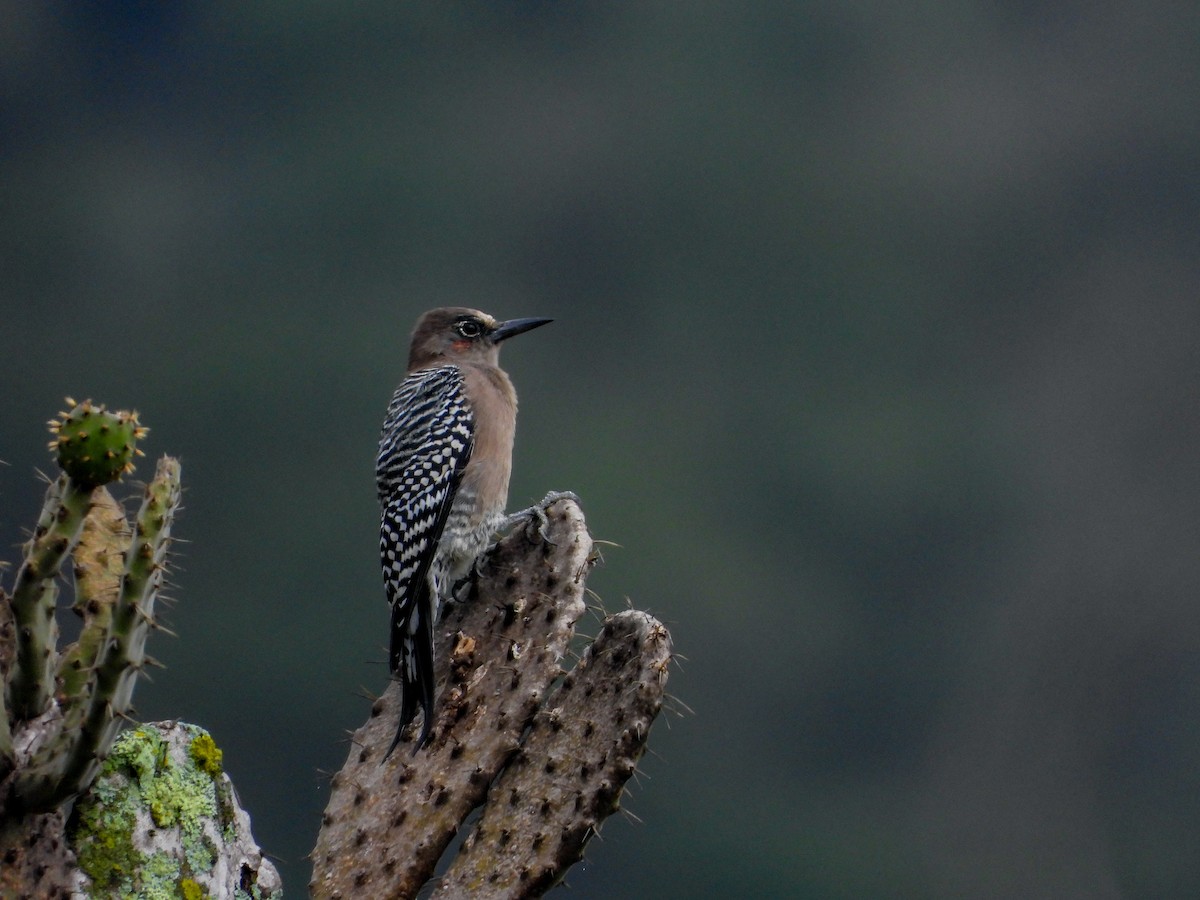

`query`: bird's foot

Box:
[449,571,476,606]
[505,490,580,544]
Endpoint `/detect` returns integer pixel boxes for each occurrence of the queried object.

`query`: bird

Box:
[376,307,555,758]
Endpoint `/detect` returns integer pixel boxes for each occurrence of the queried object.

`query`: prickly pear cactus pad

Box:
[311,499,675,899]
[48,397,147,489]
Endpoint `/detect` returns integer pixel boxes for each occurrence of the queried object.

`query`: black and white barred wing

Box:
[376,365,474,747]
[377,364,473,506]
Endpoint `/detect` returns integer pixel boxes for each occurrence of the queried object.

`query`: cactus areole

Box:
[48,398,147,488]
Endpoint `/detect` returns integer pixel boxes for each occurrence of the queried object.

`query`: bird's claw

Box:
[449,572,475,606]
[506,490,580,544]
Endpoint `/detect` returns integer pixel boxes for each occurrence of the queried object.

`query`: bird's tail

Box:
[384,581,436,759]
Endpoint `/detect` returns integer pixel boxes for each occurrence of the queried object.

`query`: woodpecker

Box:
[377,307,552,757]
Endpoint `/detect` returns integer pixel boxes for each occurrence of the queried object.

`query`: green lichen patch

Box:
[72,794,141,893]
[70,724,227,898]
[189,733,224,779]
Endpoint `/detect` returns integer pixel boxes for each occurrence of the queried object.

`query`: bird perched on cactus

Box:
[377,308,566,756]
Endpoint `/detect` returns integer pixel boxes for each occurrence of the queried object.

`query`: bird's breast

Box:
[459,363,518,523]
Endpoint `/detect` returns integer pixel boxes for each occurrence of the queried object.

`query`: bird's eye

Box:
[455,319,484,339]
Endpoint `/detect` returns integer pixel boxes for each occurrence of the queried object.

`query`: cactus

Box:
[6,472,94,723]
[15,456,181,811]
[6,399,146,726]
[433,610,672,897]
[0,400,272,900]
[311,498,674,899]
[69,458,180,775]
[56,486,130,700]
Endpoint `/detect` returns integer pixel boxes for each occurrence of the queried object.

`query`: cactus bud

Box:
[48,399,149,489]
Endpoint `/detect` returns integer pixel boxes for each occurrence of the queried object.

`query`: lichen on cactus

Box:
[69,722,281,899]
[47,397,147,490]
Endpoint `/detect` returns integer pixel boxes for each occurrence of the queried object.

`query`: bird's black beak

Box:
[490,316,553,343]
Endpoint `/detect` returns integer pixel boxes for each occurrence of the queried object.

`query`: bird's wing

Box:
[378,365,475,753]
[379,367,472,753]
[377,364,474,671]
[377,364,473,502]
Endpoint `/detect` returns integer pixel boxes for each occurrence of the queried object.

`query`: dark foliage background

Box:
[3,3,1199,896]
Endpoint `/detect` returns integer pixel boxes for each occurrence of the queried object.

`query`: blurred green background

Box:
[3,3,1199,896]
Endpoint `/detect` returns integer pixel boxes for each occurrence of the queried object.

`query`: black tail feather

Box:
[383,581,436,760]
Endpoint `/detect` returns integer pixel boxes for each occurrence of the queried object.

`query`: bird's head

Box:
[407,307,552,371]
